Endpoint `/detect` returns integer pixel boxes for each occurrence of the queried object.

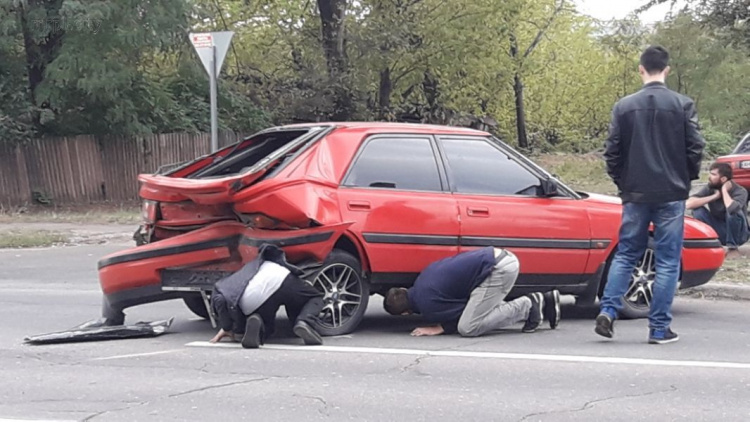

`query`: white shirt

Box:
[239,261,291,315]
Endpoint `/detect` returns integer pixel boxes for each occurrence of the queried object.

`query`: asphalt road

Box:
[1,243,750,421]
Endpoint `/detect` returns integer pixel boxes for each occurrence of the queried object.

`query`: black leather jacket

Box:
[604,82,705,203]
[211,244,303,334]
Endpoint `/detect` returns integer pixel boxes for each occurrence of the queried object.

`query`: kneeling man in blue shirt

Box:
[384,247,560,337]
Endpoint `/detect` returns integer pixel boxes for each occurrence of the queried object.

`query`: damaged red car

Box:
[98,123,725,335]
[715,132,750,189]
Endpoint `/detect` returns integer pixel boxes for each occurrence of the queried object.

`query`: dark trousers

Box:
[254,274,323,340]
[693,207,749,248]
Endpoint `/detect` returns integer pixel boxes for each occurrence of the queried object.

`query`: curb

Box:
[679,283,750,302]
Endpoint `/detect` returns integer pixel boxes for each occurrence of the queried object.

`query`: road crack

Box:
[401,354,431,375]
[168,376,278,398]
[518,385,678,421]
[294,394,330,416]
[82,401,149,421]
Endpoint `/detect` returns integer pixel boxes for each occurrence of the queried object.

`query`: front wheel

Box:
[306,250,369,336]
[618,247,655,319]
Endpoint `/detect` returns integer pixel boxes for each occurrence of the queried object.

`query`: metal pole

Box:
[209,45,218,152]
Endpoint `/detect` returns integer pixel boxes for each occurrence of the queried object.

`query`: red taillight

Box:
[141,200,158,224]
[247,213,280,229]
[243,213,296,230]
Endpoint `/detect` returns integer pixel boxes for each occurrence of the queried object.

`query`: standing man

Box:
[383,247,560,337]
[596,45,705,344]
[687,162,749,255]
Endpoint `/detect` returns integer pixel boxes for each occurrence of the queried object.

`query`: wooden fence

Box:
[0,130,250,207]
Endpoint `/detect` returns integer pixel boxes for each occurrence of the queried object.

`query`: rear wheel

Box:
[183,294,210,319]
[307,250,369,336]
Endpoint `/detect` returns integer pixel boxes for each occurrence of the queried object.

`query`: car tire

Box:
[306,249,369,336]
[606,238,680,320]
[183,294,210,319]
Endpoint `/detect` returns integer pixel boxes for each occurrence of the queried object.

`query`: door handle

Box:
[348,200,371,211]
[467,207,489,217]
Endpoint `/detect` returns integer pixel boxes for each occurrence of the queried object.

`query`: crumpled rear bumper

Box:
[97,220,351,315]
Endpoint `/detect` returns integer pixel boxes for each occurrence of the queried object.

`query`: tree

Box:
[641,0,750,49]
[317,0,353,120]
[651,12,750,135]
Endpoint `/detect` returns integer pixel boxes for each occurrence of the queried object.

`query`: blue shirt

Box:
[407,247,496,331]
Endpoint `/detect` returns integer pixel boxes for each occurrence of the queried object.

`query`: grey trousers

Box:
[457,250,531,337]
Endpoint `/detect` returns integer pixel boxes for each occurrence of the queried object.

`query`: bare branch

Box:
[212,0,243,76]
[523,0,566,59]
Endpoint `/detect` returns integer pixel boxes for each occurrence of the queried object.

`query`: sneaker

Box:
[543,290,561,329]
[522,292,544,333]
[293,320,323,346]
[594,313,614,338]
[241,314,264,349]
[649,328,679,344]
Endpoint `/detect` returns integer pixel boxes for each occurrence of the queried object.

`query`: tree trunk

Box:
[316,0,353,120]
[422,70,443,124]
[378,67,392,119]
[18,0,66,128]
[513,73,529,149]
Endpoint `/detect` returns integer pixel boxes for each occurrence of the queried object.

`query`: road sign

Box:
[189,31,234,152]
[190,33,213,49]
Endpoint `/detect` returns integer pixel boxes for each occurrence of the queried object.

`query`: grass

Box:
[533,153,712,195]
[0,230,68,248]
[533,153,617,195]
[711,255,750,284]
[0,203,140,225]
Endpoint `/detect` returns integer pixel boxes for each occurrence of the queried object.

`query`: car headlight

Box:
[141,200,159,224]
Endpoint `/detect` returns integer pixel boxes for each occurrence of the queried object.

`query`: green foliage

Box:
[0,0,747,153]
[702,126,737,158]
[652,13,750,137]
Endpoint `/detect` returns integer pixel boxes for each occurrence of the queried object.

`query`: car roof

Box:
[272,122,491,136]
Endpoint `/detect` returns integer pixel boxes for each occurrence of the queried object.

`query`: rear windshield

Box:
[189,129,311,179]
[732,133,750,154]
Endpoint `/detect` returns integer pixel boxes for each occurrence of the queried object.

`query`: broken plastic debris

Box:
[24,317,174,345]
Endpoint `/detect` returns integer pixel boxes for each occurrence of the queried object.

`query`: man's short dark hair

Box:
[710,162,733,180]
[640,45,670,75]
[384,288,410,315]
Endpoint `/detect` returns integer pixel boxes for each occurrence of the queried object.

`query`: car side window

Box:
[343,137,442,191]
[440,137,540,196]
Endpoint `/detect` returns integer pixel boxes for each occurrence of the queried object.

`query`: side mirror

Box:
[540,179,559,197]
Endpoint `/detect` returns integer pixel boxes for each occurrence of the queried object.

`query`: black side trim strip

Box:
[240,231,333,248]
[683,239,722,248]
[363,233,612,249]
[363,233,458,246]
[99,231,335,270]
[461,236,593,249]
[98,236,238,270]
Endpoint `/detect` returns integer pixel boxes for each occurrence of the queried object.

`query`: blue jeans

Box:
[692,207,749,248]
[599,201,685,330]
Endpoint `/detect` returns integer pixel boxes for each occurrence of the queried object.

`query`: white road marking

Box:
[0,420,76,422]
[186,341,750,370]
[91,349,183,361]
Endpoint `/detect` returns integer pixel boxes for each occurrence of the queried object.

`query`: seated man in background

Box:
[687,162,749,256]
[209,244,324,348]
[383,246,560,337]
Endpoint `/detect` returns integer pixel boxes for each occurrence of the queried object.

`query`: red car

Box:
[715,132,750,189]
[98,123,724,335]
